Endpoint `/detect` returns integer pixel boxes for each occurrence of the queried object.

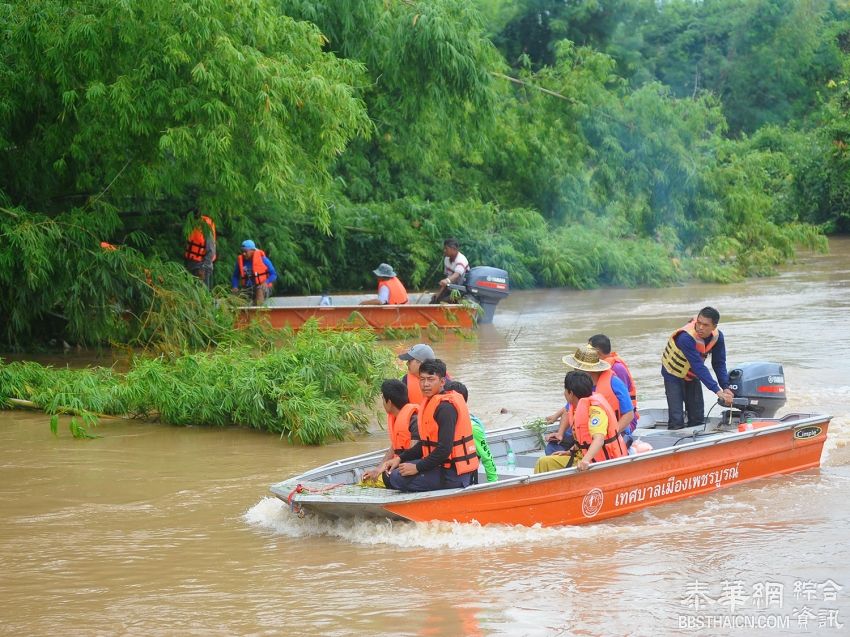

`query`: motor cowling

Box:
[727,362,786,419]
[450,266,510,324]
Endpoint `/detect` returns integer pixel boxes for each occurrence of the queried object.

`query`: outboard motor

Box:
[448,266,510,324]
[726,362,786,421]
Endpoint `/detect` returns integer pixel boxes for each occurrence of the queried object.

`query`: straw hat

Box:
[372,263,397,278]
[562,344,611,372]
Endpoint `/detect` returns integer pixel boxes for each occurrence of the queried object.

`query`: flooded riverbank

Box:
[2,239,849,636]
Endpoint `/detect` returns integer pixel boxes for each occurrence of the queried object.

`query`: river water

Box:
[2,239,850,636]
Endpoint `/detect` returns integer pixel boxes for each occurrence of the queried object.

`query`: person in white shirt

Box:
[431,238,469,303]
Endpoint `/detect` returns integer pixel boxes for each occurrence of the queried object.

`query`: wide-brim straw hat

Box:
[373,263,397,278]
[562,344,611,372]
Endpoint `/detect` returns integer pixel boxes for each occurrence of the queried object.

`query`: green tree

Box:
[0,0,369,226]
[279,0,500,202]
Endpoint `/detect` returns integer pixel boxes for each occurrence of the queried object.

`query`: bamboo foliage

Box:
[0,323,396,443]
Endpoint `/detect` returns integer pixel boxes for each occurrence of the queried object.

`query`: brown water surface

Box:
[2,239,850,636]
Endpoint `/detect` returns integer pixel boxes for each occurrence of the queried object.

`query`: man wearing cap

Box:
[380,359,479,492]
[231,240,278,306]
[661,307,734,430]
[360,263,408,305]
[547,344,635,452]
[398,343,436,405]
[431,238,470,304]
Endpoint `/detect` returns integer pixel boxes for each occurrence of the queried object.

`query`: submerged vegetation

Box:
[0,322,396,443]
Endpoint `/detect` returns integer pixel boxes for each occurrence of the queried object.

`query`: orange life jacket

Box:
[378,277,409,304]
[571,392,627,463]
[184,215,217,262]
[602,351,639,418]
[593,369,623,421]
[405,373,424,406]
[418,391,479,475]
[237,250,270,287]
[662,319,719,380]
[388,403,419,455]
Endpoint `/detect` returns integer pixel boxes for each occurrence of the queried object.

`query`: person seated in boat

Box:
[380,359,479,492]
[361,379,419,486]
[431,238,469,304]
[360,263,409,306]
[543,402,575,456]
[230,240,277,306]
[397,343,436,405]
[544,343,634,456]
[547,344,635,450]
[661,307,734,430]
[444,380,498,483]
[589,334,639,436]
[535,371,627,473]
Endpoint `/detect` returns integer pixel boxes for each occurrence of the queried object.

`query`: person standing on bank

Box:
[231,240,277,306]
[380,359,479,492]
[360,263,409,305]
[431,238,469,304]
[184,211,216,292]
[661,306,735,430]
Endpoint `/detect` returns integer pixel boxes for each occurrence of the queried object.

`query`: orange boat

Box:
[270,409,831,527]
[239,296,478,331]
[239,266,510,331]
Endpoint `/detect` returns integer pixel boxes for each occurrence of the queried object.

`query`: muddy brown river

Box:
[2,239,849,636]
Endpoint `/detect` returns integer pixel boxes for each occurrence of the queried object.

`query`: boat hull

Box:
[271,412,830,527]
[384,418,828,525]
[238,303,477,331]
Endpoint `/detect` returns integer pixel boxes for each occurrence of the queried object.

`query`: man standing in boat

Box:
[230,240,277,306]
[431,238,469,304]
[661,306,734,430]
[360,263,408,305]
[380,359,479,491]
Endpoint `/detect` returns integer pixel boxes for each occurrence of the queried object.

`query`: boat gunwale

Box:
[271,412,832,508]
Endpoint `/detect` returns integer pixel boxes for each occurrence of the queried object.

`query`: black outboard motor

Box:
[727,362,787,421]
[448,266,510,324]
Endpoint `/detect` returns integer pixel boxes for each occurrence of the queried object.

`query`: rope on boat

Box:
[286,482,345,518]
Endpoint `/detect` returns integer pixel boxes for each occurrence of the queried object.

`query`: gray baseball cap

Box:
[398,343,436,362]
